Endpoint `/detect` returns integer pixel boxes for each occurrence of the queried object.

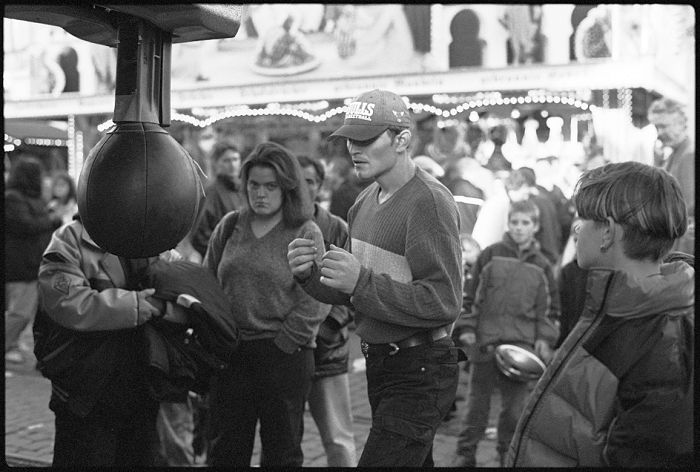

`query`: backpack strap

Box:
[211,210,240,273]
[220,210,240,243]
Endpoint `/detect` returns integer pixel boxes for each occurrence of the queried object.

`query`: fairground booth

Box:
[4,4,694,188]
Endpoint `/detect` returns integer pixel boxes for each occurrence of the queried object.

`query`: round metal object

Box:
[494,344,546,382]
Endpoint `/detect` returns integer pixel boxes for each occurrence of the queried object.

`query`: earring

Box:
[600,243,609,253]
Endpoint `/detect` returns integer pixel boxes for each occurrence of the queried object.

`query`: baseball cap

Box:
[330,89,412,141]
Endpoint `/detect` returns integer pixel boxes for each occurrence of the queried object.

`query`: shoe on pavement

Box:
[5,349,24,363]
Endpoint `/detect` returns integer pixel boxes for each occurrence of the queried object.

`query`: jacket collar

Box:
[502,232,541,257]
[586,261,694,319]
[215,174,239,192]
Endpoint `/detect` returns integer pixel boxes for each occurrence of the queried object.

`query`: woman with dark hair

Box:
[203,142,327,466]
[5,155,62,363]
[48,171,79,225]
[507,161,694,467]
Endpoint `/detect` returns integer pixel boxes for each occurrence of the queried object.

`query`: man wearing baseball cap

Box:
[288,89,463,466]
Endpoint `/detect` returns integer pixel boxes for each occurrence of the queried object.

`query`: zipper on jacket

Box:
[511,271,617,462]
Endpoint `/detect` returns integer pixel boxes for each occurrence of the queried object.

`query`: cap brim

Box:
[329,124,388,141]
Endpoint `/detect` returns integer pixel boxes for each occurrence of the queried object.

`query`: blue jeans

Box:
[456,357,531,463]
[358,336,459,467]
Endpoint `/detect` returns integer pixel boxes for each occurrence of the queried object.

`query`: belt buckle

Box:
[388,342,400,356]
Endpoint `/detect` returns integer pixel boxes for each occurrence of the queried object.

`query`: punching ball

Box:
[5,5,246,258]
[77,122,203,257]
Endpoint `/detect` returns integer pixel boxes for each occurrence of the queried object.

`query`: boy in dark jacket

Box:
[507,162,694,468]
[452,200,560,467]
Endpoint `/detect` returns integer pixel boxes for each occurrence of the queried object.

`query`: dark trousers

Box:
[51,399,160,467]
[358,337,459,467]
[456,358,531,463]
[207,339,314,466]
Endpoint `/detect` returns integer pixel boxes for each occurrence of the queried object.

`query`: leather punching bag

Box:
[77,122,203,257]
[77,18,204,258]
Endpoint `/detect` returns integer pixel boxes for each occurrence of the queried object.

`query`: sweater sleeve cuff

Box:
[348,266,370,307]
[136,292,149,326]
[294,262,317,286]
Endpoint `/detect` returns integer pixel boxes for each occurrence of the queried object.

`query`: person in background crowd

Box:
[446,233,483,421]
[47,171,79,225]
[297,154,357,467]
[554,217,588,349]
[412,154,445,180]
[186,140,244,460]
[424,122,469,169]
[288,89,463,467]
[203,142,326,467]
[647,97,694,255]
[443,157,489,236]
[506,161,694,468]
[35,215,186,466]
[485,124,512,174]
[191,141,244,259]
[534,156,576,252]
[452,200,559,467]
[580,131,608,171]
[505,167,562,267]
[5,156,63,364]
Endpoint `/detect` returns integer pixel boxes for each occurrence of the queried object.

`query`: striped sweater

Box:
[302,167,463,344]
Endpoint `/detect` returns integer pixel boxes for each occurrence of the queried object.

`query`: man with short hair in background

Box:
[647,97,694,255]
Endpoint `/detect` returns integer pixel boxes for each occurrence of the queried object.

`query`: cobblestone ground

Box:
[5,326,501,467]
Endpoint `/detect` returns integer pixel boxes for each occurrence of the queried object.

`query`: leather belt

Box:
[362,326,450,357]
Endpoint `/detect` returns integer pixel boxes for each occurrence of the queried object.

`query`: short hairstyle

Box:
[517,167,537,187]
[240,142,313,228]
[296,154,325,184]
[508,199,540,225]
[573,161,687,261]
[647,97,687,125]
[211,141,240,162]
[506,167,535,190]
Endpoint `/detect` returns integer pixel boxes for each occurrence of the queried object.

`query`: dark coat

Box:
[507,258,694,467]
[530,192,562,266]
[454,233,560,361]
[191,175,243,257]
[5,189,60,281]
[555,259,588,348]
[445,177,485,235]
[141,259,239,398]
[313,204,353,379]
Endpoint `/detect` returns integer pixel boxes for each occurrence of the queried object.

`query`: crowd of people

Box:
[4,90,694,468]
